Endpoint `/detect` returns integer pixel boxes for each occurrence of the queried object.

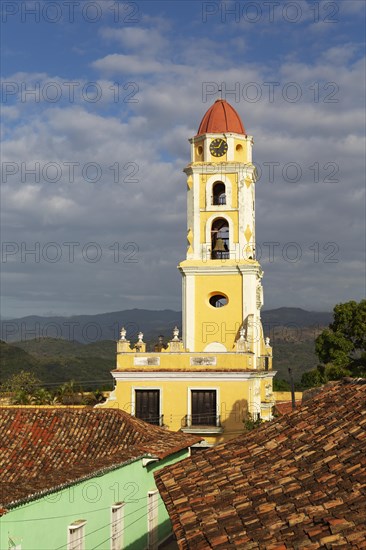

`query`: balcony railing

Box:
[181,414,221,428]
[211,250,230,260]
[211,195,226,205]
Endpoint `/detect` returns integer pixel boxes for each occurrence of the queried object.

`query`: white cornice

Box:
[112,371,277,381]
[189,133,254,143]
[179,264,261,276]
[184,163,256,176]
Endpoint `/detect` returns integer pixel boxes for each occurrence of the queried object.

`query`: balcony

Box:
[181,414,223,435]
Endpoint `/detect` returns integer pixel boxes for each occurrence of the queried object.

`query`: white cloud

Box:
[92,53,172,75]
[321,44,360,65]
[1,106,20,120]
[1,6,365,316]
[99,26,167,54]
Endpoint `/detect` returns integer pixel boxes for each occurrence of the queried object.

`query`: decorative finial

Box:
[172,326,179,341]
[120,327,126,341]
[239,327,245,341]
[265,337,270,346]
[138,331,144,343]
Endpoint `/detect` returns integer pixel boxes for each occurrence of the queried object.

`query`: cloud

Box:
[99,26,167,54]
[1,7,365,317]
[92,53,169,75]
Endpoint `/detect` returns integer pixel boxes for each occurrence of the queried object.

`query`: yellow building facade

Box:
[100,100,275,445]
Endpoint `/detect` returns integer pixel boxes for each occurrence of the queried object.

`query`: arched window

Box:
[211,218,229,259]
[212,182,226,205]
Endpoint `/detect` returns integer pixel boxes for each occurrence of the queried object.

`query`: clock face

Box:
[210,138,228,157]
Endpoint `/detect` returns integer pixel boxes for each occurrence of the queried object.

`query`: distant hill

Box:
[14,337,114,360]
[0,340,40,382]
[0,308,331,343]
[0,309,181,344]
[262,308,332,329]
[0,308,332,389]
[0,339,115,390]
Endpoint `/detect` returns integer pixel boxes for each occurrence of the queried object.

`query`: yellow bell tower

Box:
[101,98,275,445]
[179,99,264,362]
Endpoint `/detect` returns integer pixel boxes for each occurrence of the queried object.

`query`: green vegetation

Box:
[301,300,366,388]
[269,325,323,389]
[0,338,114,399]
[3,303,359,396]
[273,378,291,391]
[0,336,113,404]
[1,333,320,395]
[2,370,106,406]
[243,412,263,431]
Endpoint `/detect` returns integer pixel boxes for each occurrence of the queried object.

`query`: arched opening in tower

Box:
[211,218,229,259]
[212,181,226,205]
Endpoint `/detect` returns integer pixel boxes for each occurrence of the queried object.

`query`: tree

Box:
[302,300,366,388]
[315,300,366,373]
[301,368,325,389]
[3,371,41,395]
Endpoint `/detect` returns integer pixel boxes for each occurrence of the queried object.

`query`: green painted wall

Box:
[1,449,187,550]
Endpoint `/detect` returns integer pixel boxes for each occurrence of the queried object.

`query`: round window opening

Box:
[236,144,243,152]
[209,294,228,308]
[197,146,203,155]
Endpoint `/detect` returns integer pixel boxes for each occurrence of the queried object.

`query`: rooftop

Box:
[196,99,246,136]
[155,379,366,549]
[0,407,201,511]
[274,400,302,416]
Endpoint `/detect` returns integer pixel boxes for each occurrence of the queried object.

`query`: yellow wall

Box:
[194,274,243,351]
[103,376,274,445]
[273,391,303,402]
[116,351,258,370]
[199,173,238,210]
[192,136,251,164]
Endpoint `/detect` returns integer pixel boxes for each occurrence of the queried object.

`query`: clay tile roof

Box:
[275,400,302,416]
[0,407,201,510]
[196,100,246,136]
[155,379,366,549]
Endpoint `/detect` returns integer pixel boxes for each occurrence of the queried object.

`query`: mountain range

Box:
[0,307,331,344]
[0,308,332,389]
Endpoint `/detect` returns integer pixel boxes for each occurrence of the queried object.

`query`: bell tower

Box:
[102,98,275,440]
[179,100,264,360]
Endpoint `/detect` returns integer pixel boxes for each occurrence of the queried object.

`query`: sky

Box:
[1,0,365,318]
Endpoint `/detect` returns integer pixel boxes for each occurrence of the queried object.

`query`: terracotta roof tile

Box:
[155,379,366,548]
[196,99,246,136]
[274,400,302,415]
[0,407,201,510]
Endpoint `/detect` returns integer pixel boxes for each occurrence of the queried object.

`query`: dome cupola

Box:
[196,99,246,136]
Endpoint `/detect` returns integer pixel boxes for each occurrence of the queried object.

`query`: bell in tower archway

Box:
[212,237,229,260]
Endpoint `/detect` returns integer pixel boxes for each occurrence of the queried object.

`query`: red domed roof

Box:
[196,99,246,136]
